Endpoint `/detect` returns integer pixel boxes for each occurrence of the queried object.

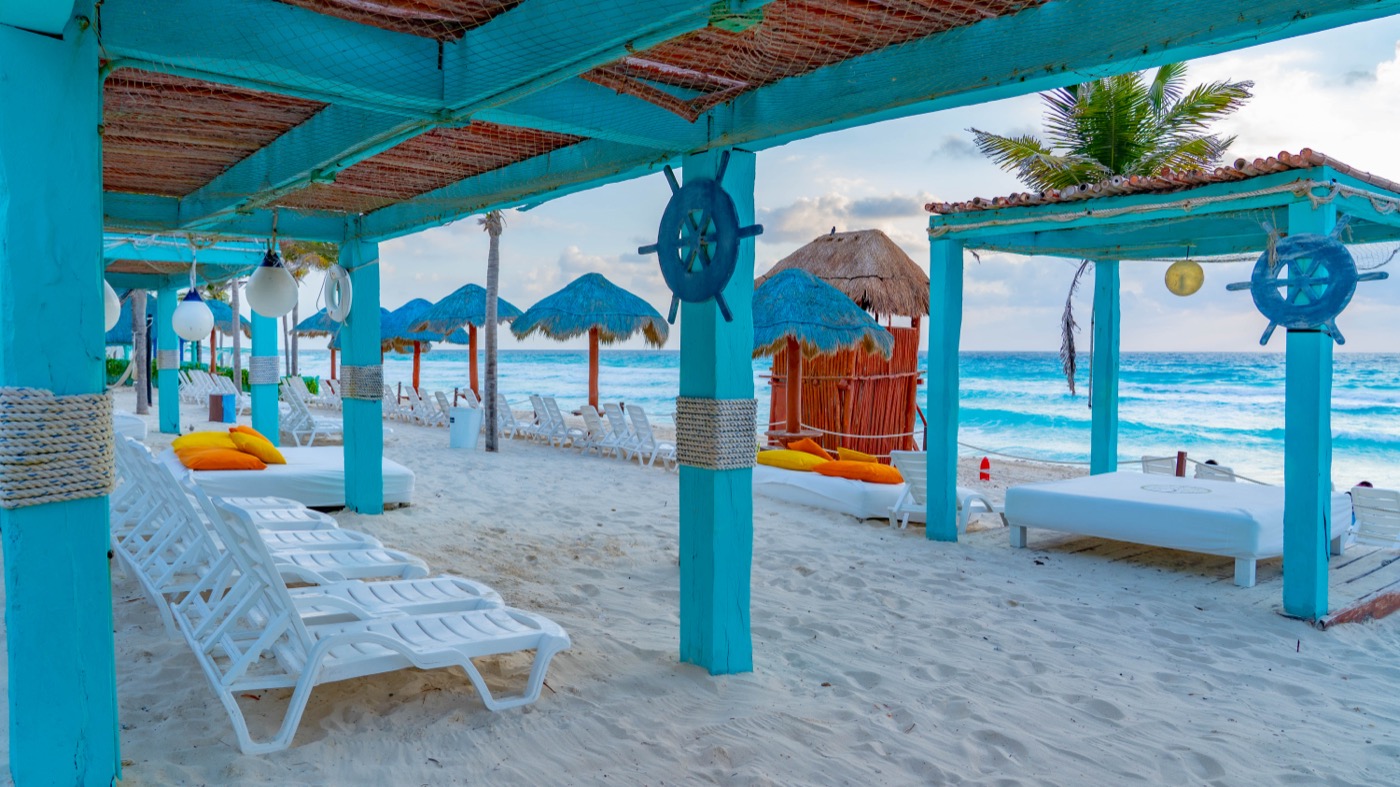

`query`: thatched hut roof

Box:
[755,229,928,318]
[512,273,668,348]
[752,270,893,360]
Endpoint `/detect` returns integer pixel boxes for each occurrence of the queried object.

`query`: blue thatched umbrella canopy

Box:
[753,268,893,441]
[385,298,441,390]
[512,272,668,409]
[329,307,393,351]
[414,283,523,398]
[106,291,157,346]
[295,307,337,338]
[206,299,252,338]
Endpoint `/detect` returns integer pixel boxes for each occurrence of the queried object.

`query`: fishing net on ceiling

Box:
[95,0,1046,234]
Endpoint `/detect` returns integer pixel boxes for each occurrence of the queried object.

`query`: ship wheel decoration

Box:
[1226,224,1387,345]
[639,151,764,323]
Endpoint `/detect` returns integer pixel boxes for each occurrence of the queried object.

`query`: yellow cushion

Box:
[171,431,237,452]
[229,431,287,465]
[176,447,267,471]
[756,449,830,472]
[789,438,833,461]
[813,460,904,485]
[229,424,271,442]
[837,446,878,463]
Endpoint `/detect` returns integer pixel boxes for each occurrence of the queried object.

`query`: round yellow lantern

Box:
[1165,259,1204,296]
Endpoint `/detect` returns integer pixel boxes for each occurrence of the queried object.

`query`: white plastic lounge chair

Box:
[543,397,583,448]
[1349,486,1400,547]
[626,405,676,468]
[433,391,458,428]
[495,394,522,439]
[577,406,611,456]
[1193,463,1237,482]
[525,395,553,443]
[283,382,344,446]
[175,502,570,754]
[403,386,443,427]
[888,450,998,532]
[1141,456,1178,475]
[601,403,638,460]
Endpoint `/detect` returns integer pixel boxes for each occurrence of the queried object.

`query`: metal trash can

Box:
[449,406,482,449]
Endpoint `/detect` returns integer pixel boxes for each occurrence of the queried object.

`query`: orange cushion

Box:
[755,449,829,472]
[789,438,833,461]
[171,431,237,452]
[813,460,903,485]
[176,447,267,471]
[229,424,271,443]
[229,431,286,465]
[837,446,877,463]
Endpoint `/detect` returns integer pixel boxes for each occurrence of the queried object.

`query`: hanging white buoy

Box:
[102,279,122,332]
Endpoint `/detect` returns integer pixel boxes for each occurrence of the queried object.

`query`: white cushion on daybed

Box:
[161,446,414,508]
[753,464,917,521]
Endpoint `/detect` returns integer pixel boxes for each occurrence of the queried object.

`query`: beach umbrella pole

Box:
[589,326,600,411]
[469,324,479,398]
[330,347,337,380]
[785,336,801,437]
[209,328,217,374]
[412,340,421,392]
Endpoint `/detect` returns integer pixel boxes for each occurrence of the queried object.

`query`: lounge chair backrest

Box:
[602,403,631,440]
[1351,486,1400,547]
[495,394,517,425]
[529,394,551,428]
[435,391,453,416]
[582,406,606,437]
[1193,463,1236,482]
[889,451,927,506]
[544,396,567,425]
[1141,456,1177,475]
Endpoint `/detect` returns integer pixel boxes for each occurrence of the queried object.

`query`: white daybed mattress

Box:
[113,411,147,441]
[1004,471,1351,586]
[753,465,915,521]
[161,446,414,508]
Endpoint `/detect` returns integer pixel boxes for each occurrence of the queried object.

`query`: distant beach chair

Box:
[174,500,570,753]
[495,394,522,439]
[627,404,676,469]
[601,402,638,460]
[1193,463,1237,482]
[1140,456,1177,475]
[543,396,583,447]
[1349,486,1400,548]
[577,406,610,456]
[382,385,409,422]
[888,450,998,532]
[282,382,343,446]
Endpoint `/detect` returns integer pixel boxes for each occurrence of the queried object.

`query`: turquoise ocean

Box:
[286,348,1400,486]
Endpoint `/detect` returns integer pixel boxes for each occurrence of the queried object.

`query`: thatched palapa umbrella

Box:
[106,291,157,346]
[753,269,893,445]
[294,307,339,378]
[204,299,251,373]
[414,283,523,398]
[754,229,929,320]
[384,299,440,391]
[511,272,668,410]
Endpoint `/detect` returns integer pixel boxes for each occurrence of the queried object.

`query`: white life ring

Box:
[324,265,353,322]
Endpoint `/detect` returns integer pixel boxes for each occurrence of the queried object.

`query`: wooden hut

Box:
[754,229,929,459]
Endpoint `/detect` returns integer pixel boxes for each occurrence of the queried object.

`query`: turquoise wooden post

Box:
[0,10,120,785]
[1090,261,1120,475]
[925,238,963,541]
[677,148,754,674]
[251,310,280,444]
[341,233,384,514]
[1282,199,1336,619]
[157,285,181,433]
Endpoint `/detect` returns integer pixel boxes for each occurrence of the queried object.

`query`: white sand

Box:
[4,388,1399,784]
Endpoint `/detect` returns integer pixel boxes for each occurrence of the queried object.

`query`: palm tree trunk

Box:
[484,211,502,452]
[291,303,300,377]
[132,290,149,414]
[282,314,291,377]
[230,280,242,391]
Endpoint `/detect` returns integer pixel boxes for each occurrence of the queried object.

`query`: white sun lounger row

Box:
[111,435,570,754]
[498,395,676,470]
[179,369,251,414]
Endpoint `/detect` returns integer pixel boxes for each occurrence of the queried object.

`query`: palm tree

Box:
[229,278,243,390]
[482,210,505,453]
[280,241,338,378]
[969,63,1251,391]
[131,290,149,414]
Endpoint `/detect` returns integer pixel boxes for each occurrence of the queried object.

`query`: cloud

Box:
[756,190,936,245]
[928,135,981,161]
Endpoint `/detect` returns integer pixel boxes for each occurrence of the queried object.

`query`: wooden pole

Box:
[589,326,600,411]
[1174,451,1188,477]
[330,346,337,380]
[1090,260,1120,475]
[469,324,479,397]
[785,335,801,434]
[412,340,421,392]
[209,327,217,373]
[0,14,120,783]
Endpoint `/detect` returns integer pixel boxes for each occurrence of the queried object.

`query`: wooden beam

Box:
[0,12,119,784]
[1090,261,1119,475]
[678,148,755,675]
[925,238,963,542]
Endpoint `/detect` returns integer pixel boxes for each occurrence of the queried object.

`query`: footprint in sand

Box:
[846,670,881,690]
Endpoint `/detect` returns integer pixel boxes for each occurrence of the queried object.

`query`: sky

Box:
[291,15,1400,355]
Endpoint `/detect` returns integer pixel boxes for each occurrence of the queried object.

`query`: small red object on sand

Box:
[979,456,990,481]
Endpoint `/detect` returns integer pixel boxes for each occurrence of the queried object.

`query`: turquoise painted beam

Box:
[677,148,755,675]
[1281,199,1336,620]
[103,192,348,242]
[156,284,180,434]
[925,238,963,542]
[0,11,120,785]
[102,235,264,265]
[106,270,242,292]
[1089,261,1120,475]
[341,232,383,514]
[474,78,705,150]
[0,0,76,34]
[250,310,279,446]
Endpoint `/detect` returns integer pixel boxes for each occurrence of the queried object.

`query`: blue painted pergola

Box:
[5,1,1400,782]
[923,151,1398,617]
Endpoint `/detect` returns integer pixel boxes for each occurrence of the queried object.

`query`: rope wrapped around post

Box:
[675,397,757,471]
[156,349,179,370]
[339,364,383,401]
[248,355,280,387]
[0,387,114,509]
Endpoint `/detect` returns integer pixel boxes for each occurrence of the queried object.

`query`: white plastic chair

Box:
[1141,456,1177,475]
[888,450,998,531]
[1349,486,1400,547]
[495,394,522,439]
[626,404,676,469]
[283,382,343,446]
[1193,463,1237,482]
[543,397,583,448]
[601,402,638,460]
